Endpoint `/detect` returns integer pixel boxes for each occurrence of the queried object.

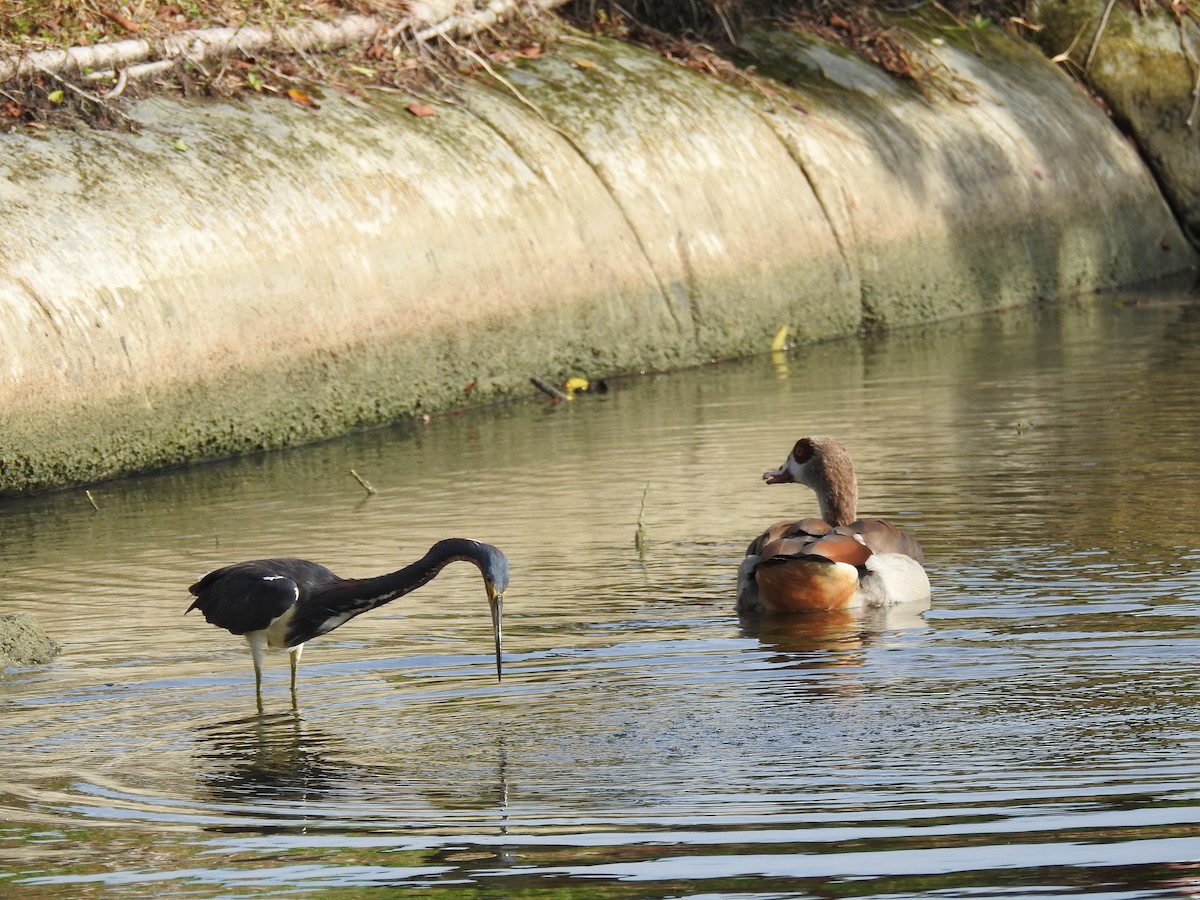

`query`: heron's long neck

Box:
[349,552,460,608]
[284,545,478,646]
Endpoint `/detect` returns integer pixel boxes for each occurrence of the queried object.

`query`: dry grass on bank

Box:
[0,0,401,50]
[0,1,1028,130]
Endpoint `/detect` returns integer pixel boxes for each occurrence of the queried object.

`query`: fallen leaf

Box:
[172,138,188,152]
[406,103,436,117]
[101,9,140,31]
[48,90,64,104]
[570,57,597,70]
[286,87,319,109]
[829,13,857,34]
[228,58,252,70]
[366,43,387,60]
[564,376,590,397]
[2,101,22,117]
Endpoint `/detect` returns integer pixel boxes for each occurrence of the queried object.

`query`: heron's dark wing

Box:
[186,559,336,636]
[282,578,382,646]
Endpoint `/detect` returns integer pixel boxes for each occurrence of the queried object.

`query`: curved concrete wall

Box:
[0,25,1192,496]
[1029,0,1200,246]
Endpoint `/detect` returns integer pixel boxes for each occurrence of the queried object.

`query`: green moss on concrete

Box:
[0,28,1193,497]
[1028,0,1200,241]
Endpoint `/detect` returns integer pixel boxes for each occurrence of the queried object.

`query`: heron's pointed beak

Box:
[487,582,504,681]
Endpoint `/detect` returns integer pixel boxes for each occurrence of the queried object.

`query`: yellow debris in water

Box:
[564,376,591,397]
[770,325,789,353]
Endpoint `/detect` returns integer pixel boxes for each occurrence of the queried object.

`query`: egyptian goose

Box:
[736,436,930,614]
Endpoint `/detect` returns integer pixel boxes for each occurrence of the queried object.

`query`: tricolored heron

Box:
[186,538,508,703]
[736,436,929,614]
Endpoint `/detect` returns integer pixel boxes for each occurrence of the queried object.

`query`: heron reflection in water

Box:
[186,538,508,706]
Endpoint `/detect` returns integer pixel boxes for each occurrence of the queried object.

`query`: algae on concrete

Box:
[1029,0,1200,245]
[0,28,1193,497]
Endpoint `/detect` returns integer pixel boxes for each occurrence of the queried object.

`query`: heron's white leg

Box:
[247,632,268,706]
[289,643,304,697]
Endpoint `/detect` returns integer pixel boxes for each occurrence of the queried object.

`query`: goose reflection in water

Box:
[739,598,931,698]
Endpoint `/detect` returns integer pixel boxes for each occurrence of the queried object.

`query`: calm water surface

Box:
[1,294,1199,898]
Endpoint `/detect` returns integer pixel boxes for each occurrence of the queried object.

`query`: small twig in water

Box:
[350,468,378,495]
[634,482,650,552]
[531,376,568,400]
[85,489,100,511]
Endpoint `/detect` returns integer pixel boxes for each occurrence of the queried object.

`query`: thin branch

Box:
[3,4,573,87]
[102,66,129,100]
[350,468,378,495]
[634,482,650,552]
[441,31,544,117]
[33,64,145,129]
[1187,63,1200,128]
[1085,0,1120,73]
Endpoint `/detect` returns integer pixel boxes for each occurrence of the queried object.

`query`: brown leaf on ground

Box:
[366,42,387,60]
[101,9,141,32]
[828,13,856,34]
[2,101,22,117]
[286,87,319,108]
[406,103,436,117]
